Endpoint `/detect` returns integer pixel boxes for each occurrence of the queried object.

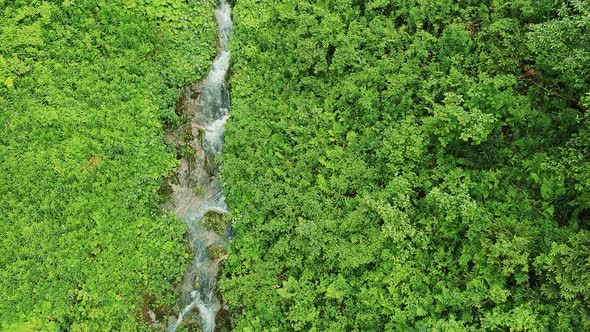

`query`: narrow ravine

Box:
[166,1,232,331]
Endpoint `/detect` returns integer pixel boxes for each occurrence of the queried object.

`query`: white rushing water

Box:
[167,1,232,331]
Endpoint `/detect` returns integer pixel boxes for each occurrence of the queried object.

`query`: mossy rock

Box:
[183,124,195,143]
[204,153,218,176]
[192,187,205,196]
[208,246,227,261]
[196,128,206,143]
[159,177,174,202]
[175,92,187,117]
[215,306,232,332]
[181,145,196,160]
[202,211,226,234]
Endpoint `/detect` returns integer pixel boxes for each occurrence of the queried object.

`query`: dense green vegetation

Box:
[0,0,215,330]
[220,0,590,330]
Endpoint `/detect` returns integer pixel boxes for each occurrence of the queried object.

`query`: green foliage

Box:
[0,0,215,330]
[220,0,590,330]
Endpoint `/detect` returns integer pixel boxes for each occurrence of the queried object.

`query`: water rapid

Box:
[167,1,232,331]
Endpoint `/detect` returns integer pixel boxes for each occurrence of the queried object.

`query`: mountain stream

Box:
[166,1,232,330]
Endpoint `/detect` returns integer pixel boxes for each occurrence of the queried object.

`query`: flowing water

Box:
[167,1,232,331]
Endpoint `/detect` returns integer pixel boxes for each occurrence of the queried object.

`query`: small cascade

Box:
[166,0,232,331]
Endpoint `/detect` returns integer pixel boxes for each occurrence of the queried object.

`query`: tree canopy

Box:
[0,0,216,330]
[219,0,590,330]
